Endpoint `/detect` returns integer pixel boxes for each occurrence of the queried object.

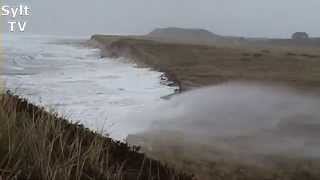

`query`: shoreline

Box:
[89,36,185,92]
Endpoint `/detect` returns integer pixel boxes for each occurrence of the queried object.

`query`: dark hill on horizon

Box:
[146,27,230,45]
[148,27,221,40]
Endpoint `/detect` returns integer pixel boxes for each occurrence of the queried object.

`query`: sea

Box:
[2,34,177,140]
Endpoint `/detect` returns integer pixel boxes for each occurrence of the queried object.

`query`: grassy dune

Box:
[91,35,320,91]
[0,92,193,180]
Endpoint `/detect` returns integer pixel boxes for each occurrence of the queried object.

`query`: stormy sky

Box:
[2,0,320,38]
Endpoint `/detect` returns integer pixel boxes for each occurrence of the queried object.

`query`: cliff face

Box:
[90,35,183,90]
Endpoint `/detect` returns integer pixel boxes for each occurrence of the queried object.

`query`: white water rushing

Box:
[2,34,177,140]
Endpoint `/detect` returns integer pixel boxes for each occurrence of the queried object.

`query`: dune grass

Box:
[0,91,193,180]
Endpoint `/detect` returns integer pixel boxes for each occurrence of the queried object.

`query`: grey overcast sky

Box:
[2,0,320,38]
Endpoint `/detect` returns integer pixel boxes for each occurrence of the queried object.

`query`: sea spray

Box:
[128,82,320,161]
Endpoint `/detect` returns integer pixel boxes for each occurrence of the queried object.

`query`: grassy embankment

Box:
[91,35,320,91]
[91,35,320,180]
[0,91,193,180]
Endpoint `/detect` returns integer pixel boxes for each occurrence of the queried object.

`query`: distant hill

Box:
[146,27,224,44]
[145,27,320,47]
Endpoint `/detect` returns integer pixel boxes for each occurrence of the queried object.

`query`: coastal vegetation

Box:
[0,91,193,180]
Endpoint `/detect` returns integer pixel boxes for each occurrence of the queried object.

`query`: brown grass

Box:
[91,35,320,91]
[0,91,194,180]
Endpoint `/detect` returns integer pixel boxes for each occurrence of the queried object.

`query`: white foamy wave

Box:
[2,34,177,140]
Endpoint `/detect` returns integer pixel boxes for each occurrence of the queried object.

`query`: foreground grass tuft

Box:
[0,91,194,180]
